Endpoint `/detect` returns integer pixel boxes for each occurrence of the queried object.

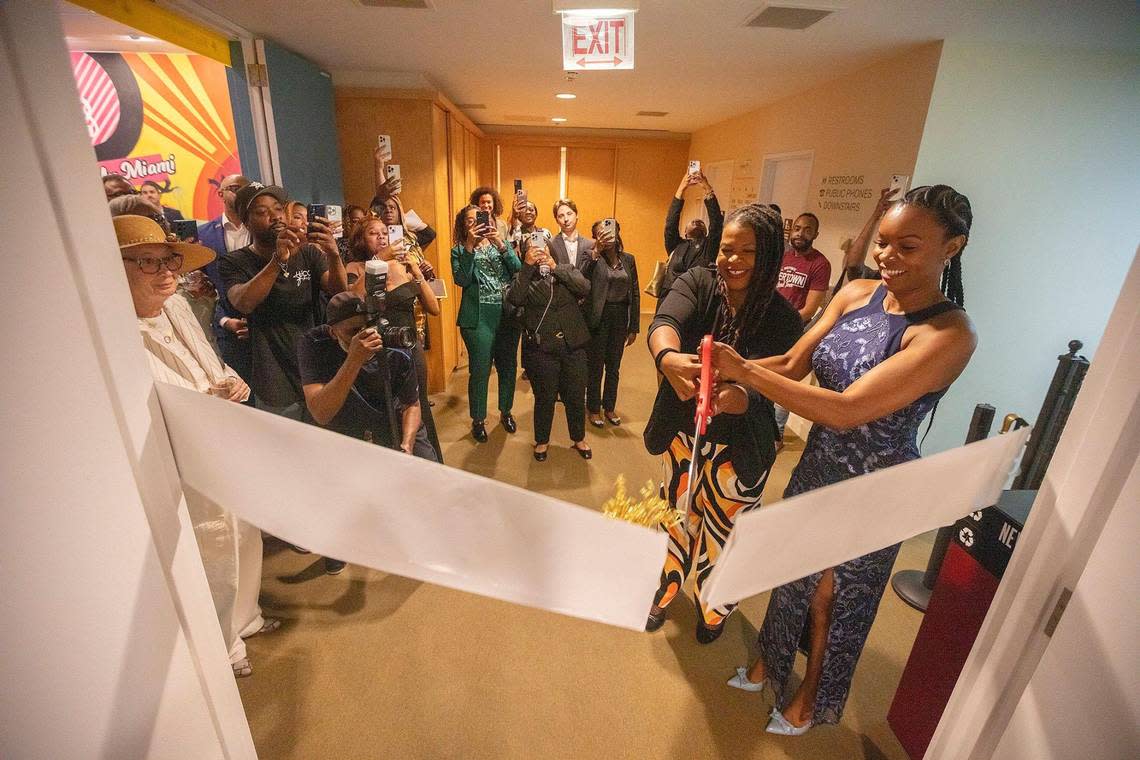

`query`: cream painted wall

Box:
[910,41,1140,455]
[687,42,944,279]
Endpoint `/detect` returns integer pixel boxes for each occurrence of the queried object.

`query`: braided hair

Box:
[898,184,972,307]
[715,203,785,347]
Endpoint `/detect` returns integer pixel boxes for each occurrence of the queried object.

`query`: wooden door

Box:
[498,144,562,229]
[566,146,617,240]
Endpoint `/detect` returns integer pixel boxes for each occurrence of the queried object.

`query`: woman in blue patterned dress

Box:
[710,185,977,735]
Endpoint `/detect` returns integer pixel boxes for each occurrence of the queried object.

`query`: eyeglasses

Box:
[123,253,184,274]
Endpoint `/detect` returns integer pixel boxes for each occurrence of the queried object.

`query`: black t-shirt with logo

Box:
[220,244,328,406]
[297,325,418,446]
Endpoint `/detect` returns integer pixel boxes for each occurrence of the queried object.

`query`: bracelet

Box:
[653,347,679,371]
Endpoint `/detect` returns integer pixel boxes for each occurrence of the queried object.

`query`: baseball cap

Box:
[114,215,215,271]
[234,182,288,222]
[326,292,368,325]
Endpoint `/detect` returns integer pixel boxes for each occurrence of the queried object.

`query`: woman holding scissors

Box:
[643,203,801,643]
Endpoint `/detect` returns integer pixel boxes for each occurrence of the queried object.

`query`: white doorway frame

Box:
[758,149,815,210]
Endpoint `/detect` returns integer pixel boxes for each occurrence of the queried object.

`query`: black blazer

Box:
[581,251,640,334]
[643,268,802,486]
[548,233,595,269]
[506,262,592,351]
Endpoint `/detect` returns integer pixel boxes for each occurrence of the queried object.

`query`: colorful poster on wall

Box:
[70,51,242,221]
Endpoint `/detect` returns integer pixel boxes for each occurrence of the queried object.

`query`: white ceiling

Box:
[94,1,1140,133]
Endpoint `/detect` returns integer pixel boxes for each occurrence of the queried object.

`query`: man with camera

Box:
[298,292,435,460]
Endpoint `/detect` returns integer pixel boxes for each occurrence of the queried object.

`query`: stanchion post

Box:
[891,403,995,611]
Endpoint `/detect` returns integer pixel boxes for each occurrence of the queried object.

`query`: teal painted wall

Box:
[263,41,344,205]
[912,41,1139,453]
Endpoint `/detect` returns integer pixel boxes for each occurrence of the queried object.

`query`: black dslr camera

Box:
[363,259,416,349]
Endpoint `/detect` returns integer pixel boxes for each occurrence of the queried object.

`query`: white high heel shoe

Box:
[765,707,813,736]
[726,666,766,693]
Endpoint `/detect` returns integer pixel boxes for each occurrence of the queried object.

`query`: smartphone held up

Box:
[307,204,344,239]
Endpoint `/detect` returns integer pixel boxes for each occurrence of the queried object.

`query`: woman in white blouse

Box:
[114,214,279,677]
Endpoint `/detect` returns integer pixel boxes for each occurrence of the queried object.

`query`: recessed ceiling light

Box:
[551,117,568,123]
[555,93,577,100]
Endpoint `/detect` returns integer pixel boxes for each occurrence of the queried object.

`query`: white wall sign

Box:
[561,13,635,70]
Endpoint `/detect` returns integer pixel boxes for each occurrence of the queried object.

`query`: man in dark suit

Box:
[548,198,595,269]
[197,174,253,391]
[139,180,186,225]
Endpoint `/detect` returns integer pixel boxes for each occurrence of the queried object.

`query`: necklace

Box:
[278,259,290,279]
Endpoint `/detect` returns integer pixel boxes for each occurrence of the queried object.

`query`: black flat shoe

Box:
[645,605,667,632]
[472,420,488,443]
[533,446,548,462]
[572,443,592,460]
[589,415,605,428]
[696,618,727,645]
[502,414,517,434]
[605,412,622,426]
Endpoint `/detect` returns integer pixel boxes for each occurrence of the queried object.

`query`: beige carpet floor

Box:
[237,318,930,759]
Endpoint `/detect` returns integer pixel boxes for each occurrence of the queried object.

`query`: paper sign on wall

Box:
[561,13,635,70]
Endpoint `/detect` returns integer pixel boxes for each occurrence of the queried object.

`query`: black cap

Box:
[234,182,288,222]
[326,292,367,325]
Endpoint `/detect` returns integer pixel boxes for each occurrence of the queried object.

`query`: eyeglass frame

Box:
[121,252,185,274]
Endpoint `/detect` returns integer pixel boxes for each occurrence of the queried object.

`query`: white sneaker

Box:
[726,666,766,693]
[765,707,812,736]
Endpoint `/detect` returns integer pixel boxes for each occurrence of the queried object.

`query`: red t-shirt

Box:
[776,248,831,310]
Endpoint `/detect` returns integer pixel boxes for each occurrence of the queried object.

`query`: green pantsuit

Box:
[451,240,522,422]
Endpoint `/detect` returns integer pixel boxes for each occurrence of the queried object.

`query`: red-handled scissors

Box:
[679,335,715,518]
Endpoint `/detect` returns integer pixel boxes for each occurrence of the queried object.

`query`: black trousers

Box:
[523,337,587,445]
[587,301,630,413]
[218,333,256,406]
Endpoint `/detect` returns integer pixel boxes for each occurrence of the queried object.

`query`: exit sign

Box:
[561,13,635,70]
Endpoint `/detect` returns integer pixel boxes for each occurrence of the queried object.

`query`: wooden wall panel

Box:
[566,147,617,239]
[497,144,562,226]
[613,139,692,311]
[333,95,433,216]
[430,104,458,381]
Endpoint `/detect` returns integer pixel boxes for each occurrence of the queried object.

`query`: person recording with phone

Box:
[371,146,439,253]
[506,236,593,461]
[451,204,521,443]
[470,186,511,240]
[344,217,444,462]
[508,199,552,251]
[657,168,723,303]
[840,187,894,282]
[581,218,640,428]
[220,183,348,419]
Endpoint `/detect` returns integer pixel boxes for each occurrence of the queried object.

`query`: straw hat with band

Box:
[114,215,215,271]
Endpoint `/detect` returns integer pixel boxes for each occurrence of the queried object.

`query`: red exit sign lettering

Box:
[561,13,635,70]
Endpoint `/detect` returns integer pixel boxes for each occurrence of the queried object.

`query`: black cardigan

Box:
[643,267,803,486]
[506,262,592,351]
[580,251,640,334]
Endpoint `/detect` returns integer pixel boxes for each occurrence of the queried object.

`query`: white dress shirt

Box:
[224,217,251,253]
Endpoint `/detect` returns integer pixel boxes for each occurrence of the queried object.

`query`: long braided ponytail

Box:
[899,184,972,307]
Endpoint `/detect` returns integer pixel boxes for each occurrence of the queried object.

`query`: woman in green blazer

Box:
[450,204,522,442]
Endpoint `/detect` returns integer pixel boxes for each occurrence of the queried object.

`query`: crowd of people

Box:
[103,161,978,739]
